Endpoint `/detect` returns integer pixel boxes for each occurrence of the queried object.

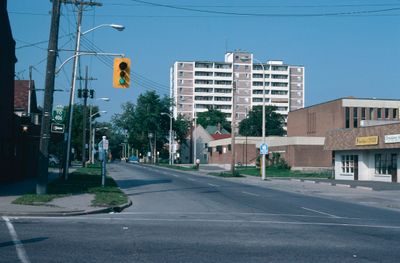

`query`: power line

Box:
[128,0,400,17]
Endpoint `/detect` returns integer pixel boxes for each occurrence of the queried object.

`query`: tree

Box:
[173,114,190,145]
[196,107,230,131]
[239,106,285,136]
[112,91,170,158]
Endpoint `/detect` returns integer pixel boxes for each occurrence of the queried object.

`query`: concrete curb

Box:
[0,200,132,217]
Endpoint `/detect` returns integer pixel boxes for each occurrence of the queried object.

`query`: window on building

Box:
[353,108,358,128]
[361,108,366,120]
[370,108,374,119]
[345,107,350,128]
[341,155,356,174]
[385,108,389,119]
[394,108,398,119]
[375,154,390,175]
[179,71,184,77]
[377,108,382,119]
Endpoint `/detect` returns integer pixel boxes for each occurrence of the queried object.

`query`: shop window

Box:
[375,153,390,175]
[341,155,356,174]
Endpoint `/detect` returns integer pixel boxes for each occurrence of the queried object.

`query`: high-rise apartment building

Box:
[171,51,305,127]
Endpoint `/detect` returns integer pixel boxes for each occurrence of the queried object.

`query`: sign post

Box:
[99,136,109,187]
[260,143,268,180]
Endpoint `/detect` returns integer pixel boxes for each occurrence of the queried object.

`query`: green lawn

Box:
[13,166,128,207]
[236,167,332,179]
[157,163,198,171]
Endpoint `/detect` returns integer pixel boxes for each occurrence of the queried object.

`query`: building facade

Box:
[172,51,305,128]
[325,123,400,182]
[288,97,400,137]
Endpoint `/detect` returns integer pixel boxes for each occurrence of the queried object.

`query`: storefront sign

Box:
[355,136,378,146]
[384,134,400,144]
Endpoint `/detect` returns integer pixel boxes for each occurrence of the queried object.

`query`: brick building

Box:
[288,97,400,137]
[325,123,400,182]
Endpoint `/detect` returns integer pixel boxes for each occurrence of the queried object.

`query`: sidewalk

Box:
[0,168,130,217]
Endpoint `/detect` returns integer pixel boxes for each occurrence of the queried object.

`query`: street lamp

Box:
[90,110,107,164]
[253,58,267,180]
[63,22,124,180]
[161,112,173,165]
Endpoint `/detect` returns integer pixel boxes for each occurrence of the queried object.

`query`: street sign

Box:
[260,143,268,155]
[51,123,65,133]
[52,105,65,123]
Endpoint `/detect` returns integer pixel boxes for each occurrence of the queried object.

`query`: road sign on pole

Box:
[51,123,65,133]
[260,143,268,155]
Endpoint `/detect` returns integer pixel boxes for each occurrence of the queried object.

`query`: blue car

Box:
[127,155,139,163]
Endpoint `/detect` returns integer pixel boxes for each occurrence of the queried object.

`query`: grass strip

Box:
[13,166,128,207]
[157,163,198,171]
[236,167,332,179]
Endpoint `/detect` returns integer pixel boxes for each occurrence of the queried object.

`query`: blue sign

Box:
[260,143,268,155]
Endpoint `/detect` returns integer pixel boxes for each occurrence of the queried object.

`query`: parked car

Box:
[127,155,139,163]
[49,154,60,166]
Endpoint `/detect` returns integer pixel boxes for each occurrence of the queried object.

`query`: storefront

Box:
[324,123,400,182]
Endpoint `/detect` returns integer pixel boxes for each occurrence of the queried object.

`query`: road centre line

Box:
[2,216,31,263]
[208,183,220,187]
[14,216,400,230]
[301,207,340,218]
[241,191,260,197]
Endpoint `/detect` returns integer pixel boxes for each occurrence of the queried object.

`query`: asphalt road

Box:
[2,162,400,263]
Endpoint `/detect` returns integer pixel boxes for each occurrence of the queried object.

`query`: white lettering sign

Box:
[384,134,400,144]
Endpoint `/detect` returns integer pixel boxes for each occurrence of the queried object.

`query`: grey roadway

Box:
[2,163,400,263]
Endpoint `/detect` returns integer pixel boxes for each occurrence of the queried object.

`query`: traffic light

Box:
[77,89,82,98]
[113,57,131,88]
[89,89,95,99]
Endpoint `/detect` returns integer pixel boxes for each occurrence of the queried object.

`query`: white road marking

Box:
[241,191,260,197]
[2,216,31,263]
[171,174,180,178]
[301,207,340,218]
[208,183,219,187]
[187,178,197,182]
[13,216,400,230]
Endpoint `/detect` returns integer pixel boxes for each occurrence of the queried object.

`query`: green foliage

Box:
[270,152,290,170]
[173,114,191,145]
[196,107,231,132]
[239,105,285,136]
[112,91,171,158]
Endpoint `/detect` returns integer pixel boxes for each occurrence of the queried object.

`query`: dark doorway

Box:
[354,155,359,180]
[390,154,397,183]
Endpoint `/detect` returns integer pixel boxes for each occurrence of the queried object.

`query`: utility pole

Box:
[78,66,96,167]
[231,81,237,176]
[37,0,62,194]
[28,66,33,116]
[62,0,102,180]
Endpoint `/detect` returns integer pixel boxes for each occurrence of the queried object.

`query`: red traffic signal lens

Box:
[119,62,128,70]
